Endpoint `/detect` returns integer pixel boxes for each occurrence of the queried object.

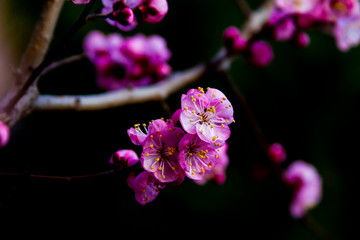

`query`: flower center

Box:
[159,146,176,158]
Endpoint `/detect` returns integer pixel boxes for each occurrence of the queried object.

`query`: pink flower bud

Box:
[145,0,169,23]
[248,41,274,67]
[112,8,135,26]
[0,121,10,147]
[295,32,310,48]
[223,26,247,54]
[110,149,139,168]
[268,143,287,163]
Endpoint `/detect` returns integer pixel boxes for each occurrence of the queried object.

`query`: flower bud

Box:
[248,41,274,67]
[109,149,139,168]
[223,26,247,54]
[268,143,287,163]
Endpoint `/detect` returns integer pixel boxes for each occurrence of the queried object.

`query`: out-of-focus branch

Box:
[242,0,274,39]
[236,0,252,18]
[33,0,275,112]
[17,0,65,86]
[0,0,65,125]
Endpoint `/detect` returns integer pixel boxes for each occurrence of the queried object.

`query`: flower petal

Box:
[206,88,234,122]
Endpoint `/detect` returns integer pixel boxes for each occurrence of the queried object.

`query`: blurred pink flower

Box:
[274,17,296,41]
[84,31,171,91]
[0,121,10,148]
[284,160,322,218]
[334,15,360,51]
[101,0,168,31]
[276,0,320,14]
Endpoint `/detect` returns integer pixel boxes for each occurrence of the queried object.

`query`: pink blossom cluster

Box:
[223,26,274,67]
[111,87,233,205]
[272,0,360,51]
[102,0,168,31]
[268,142,322,218]
[84,31,171,91]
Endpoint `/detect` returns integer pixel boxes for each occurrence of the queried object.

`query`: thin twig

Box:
[36,53,86,84]
[0,168,123,182]
[236,0,252,18]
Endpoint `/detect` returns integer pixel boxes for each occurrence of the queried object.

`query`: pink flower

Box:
[0,121,10,148]
[84,31,172,91]
[109,149,140,168]
[101,0,168,31]
[223,26,247,54]
[284,160,322,218]
[127,171,165,205]
[274,17,296,41]
[179,87,234,146]
[70,0,90,4]
[248,41,274,67]
[178,134,219,180]
[198,142,229,185]
[268,143,287,163]
[102,0,142,31]
[141,119,185,183]
[334,15,360,51]
[323,0,360,20]
[276,0,320,14]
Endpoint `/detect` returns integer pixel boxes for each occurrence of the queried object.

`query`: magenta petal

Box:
[147,119,168,134]
[178,134,219,180]
[141,146,159,173]
[205,88,234,122]
[127,127,147,145]
[196,120,230,145]
[132,171,165,205]
[180,110,199,134]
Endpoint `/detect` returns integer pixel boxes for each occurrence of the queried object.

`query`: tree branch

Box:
[33,0,275,112]
[34,63,207,111]
[0,0,65,125]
